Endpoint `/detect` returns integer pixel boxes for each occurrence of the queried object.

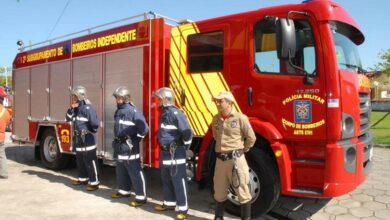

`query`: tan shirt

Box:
[212,111,256,153]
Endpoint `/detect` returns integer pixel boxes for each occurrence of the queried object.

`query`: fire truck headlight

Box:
[341,112,355,139]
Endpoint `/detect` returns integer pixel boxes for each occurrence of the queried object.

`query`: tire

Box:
[40,129,70,170]
[198,140,216,191]
[225,147,280,217]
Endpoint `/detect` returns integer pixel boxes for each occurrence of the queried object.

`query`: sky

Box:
[0,0,389,74]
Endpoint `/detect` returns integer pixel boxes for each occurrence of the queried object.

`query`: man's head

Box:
[113,86,131,105]
[154,87,175,107]
[70,86,88,103]
[213,91,235,115]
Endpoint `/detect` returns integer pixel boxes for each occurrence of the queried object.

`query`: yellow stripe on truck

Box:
[169,23,240,136]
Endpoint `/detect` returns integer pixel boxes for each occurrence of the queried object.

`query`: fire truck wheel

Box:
[225,147,280,217]
[40,129,70,170]
[198,139,216,192]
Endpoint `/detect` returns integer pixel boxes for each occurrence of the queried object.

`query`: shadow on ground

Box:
[6,144,331,220]
[5,144,213,220]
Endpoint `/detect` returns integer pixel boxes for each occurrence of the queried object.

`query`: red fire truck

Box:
[12,0,373,217]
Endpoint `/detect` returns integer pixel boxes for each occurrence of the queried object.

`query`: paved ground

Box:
[0,145,217,220]
[0,133,239,220]
[1,132,389,220]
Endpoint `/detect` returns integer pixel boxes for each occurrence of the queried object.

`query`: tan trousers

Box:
[213,155,252,204]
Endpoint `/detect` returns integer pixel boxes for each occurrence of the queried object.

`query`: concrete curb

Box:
[374,144,390,148]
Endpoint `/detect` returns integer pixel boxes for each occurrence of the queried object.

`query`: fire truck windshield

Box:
[331,21,364,73]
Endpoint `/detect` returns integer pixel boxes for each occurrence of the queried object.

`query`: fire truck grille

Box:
[359,92,371,136]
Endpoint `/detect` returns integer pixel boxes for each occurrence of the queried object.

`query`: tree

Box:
[0,67,12,88]
[373,49,390,74]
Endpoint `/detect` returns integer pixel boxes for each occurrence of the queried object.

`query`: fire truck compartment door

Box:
[73,55,103,153]
[13,68,30,139]
[50,61,71,121]
[30,65,49,120]
[104,47,144,161]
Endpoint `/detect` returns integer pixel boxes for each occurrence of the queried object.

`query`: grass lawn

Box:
[371,111,390,145]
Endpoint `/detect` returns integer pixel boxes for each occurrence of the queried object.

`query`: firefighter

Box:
[66,86,100,191]
[111,86,149,207]
[153,87,193,220]
[212,91,256,220]
[0,87,11,179]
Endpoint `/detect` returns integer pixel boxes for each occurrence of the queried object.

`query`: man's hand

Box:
[71,102,79,108]
[186,149,194,159]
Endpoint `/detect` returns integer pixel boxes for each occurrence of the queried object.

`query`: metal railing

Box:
[18,11,189,52]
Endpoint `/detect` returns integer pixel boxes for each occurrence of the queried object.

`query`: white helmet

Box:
[71,85,88,102]
[154,87,175,107]
[113,86,131,103]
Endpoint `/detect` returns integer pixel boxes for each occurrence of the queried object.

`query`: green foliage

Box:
[371,111,390,145]
[0,76,12,88]
[373,49,390,75]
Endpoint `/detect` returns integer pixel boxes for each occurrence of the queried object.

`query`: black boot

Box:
[241,202,251,220]
[214,201,225,220]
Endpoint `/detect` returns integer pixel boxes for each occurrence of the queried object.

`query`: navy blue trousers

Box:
[160,147,188,211]
[75,147,99,185]
[116,158,146,200]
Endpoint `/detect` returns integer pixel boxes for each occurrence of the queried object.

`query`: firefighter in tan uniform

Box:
[212,91,256,220]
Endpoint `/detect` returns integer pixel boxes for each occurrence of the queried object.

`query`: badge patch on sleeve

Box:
[214,122,220,131]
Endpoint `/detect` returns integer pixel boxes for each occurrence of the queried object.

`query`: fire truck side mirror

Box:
[276,18,296,60]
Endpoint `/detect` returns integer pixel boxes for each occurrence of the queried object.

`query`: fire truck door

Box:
[248,18,327,140]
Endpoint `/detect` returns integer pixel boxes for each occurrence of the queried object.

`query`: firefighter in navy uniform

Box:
[66,86,100,191]
[212,91,256,220]
[153,87,193,220]
[111,86,149,207]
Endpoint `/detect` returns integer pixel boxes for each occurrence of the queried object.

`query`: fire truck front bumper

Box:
[321,132,374,197]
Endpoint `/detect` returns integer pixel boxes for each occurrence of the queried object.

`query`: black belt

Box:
[114,136,130,144]
[74,130,88,136]
[161,141,181,151]
[216,149,244,161]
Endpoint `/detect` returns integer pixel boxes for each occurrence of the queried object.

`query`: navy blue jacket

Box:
[157,106,193,149]
[66,101,99,148]
[113,103,149,156]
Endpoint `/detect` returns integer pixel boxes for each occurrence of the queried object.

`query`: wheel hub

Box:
[44,136,58,162]
[227,168,260,205]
